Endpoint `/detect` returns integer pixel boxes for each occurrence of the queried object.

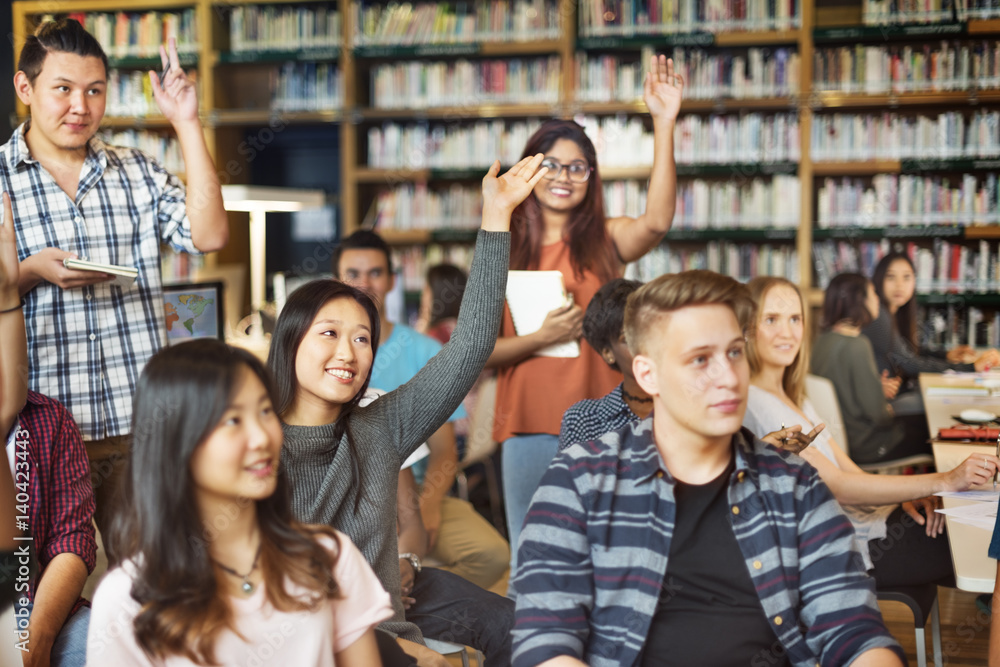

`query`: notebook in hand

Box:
[63,258,139,289]
[505,270,580,358]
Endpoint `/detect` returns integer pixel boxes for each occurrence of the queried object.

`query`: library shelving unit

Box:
[11,0,1000,309]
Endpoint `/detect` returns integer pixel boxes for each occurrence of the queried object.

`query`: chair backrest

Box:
[804,374,849,453]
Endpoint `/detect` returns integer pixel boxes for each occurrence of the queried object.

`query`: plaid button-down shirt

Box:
[1,122,197,439]
[5,391,97,616]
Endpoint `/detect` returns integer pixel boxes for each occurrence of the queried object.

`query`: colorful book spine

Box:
[367,119,542,168]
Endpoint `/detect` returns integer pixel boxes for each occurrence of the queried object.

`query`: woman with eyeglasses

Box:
[486,55,683,570]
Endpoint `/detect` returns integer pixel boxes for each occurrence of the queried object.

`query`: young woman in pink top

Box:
[86,340,391,666]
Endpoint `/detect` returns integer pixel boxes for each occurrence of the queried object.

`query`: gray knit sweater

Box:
[281,230,509,642]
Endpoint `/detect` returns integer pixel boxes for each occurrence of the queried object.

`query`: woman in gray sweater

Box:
[266,155,549,667]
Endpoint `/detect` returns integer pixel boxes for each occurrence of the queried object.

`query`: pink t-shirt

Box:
[86,531,392,666]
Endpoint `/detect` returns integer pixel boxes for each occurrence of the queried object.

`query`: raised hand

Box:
[644,55,684,123]
[480,154,549,231]
[150,37,199,123]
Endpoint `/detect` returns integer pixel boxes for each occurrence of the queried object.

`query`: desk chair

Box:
[804,374,934,473]
[877,584,942,667]
[423,638,485,667]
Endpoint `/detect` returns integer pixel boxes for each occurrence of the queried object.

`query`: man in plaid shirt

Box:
[2,19,228,545]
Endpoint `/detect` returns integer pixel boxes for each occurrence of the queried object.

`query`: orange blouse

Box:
[493,241,621,442]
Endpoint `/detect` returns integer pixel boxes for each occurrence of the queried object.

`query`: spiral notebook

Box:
[505,270,579,358]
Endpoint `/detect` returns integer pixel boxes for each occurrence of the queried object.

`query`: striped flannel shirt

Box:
[511,419,904,667]
[5,391,96,616]
[1,122,197,439]
[558,383,638,450]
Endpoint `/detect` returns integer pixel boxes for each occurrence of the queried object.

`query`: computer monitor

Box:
[162,281,226,344]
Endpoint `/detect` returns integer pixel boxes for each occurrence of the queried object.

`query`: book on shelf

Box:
[355,0,559,46]
[67,10,198,59]
[371,57,560,109]
[230,5,341,52]
[577,0,800,36]
[811,110,1000,162]
[393,244,476,291]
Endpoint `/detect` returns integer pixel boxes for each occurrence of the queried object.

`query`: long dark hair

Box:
[267,279,381,510]
[822,273,874,330]
[872,252,918,347]
[511,120,618,284]
[110,340,341,665]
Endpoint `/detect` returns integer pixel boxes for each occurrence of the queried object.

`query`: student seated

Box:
[268,156,546,665]
[87,341,390,665]
[744,276,999,589]
[334,233,509,593]
[511,270,905,667]
[810,272,932,465]
[559,276,816,454]
[863,252,1000,414]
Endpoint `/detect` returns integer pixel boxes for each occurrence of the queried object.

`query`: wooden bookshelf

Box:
[13,0,1000,300]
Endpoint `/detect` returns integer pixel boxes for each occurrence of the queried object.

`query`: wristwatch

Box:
[399,552,422,573]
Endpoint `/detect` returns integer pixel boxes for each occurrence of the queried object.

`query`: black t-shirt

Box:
[640,459,790,667]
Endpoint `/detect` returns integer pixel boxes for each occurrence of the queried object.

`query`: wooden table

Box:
[919,372,1000,593]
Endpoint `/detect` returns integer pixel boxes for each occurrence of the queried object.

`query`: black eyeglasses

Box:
[540,158,592,183]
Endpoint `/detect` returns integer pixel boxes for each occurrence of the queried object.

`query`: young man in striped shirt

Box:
[512,270,905,667]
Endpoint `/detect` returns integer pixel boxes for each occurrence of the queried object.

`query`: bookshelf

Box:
[11,0,1000,316]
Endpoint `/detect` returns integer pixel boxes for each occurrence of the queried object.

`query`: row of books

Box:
[367,119,542,168]
[355,0,560,45]
[924,306,1000,351]
[229,5,342,52]
[576,48,800,101]
[812,239,1000,294]
[816,173,1000,227]
[863,0,1000,23]
[624,242,800,283]
[106,70,171,118]
[272,63,343,111]
[579,0,800,35]
[393,244,477,292]
[584,113,799,167]
[67,10,198,59]
[605,176,801,227]
[370,57,561,108]
[811,111,1000,161]
[99,129,184,174]
[364,113,800,170]
[373,183,484,230]
[813,42,1000,93]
